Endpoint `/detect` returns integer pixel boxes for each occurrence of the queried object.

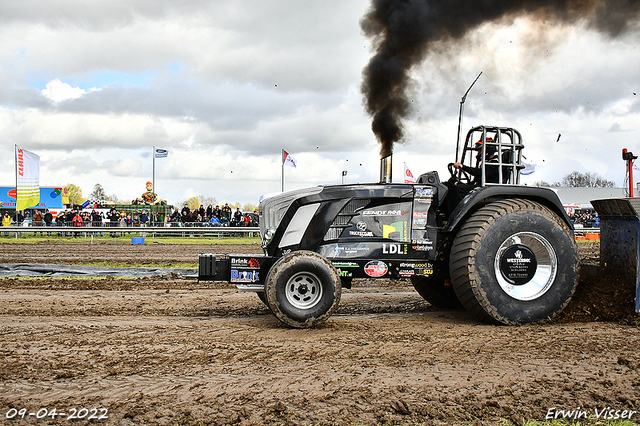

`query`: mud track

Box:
[0,241,638,425]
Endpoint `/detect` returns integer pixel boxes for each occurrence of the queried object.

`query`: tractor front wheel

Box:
[264,251,342,328]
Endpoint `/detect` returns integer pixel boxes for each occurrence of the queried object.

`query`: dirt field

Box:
[0,241,638,425]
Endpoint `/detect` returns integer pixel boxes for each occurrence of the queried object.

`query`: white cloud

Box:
[41,79,93,103]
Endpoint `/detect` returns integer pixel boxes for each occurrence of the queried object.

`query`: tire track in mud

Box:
[1,312,639,425]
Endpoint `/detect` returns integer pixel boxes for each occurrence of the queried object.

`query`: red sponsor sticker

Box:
[364,260,388,277]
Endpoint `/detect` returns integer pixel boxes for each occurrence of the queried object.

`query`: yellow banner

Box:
[61,187,70,205]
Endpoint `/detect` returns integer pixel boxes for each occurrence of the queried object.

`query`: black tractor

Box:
[199,125,578,328]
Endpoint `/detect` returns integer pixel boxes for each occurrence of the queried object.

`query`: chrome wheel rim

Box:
[494,231,557,301]
[285,271,323,309]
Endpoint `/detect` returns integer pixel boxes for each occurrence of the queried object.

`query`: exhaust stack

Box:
[380,155,392,183]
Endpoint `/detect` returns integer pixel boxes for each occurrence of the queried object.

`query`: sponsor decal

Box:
[332,261,359,267]
[334,245,371,256]
[364,260,388,277]
[415,188,434,203]
[349,221,374,237]
[231,257,261,269]
[349,230,374,237]
[500,244,537,285]
[333,260,360,278]
[231,269,260,283]
[411,243,433,252]
[383,221,408,240]
[362,210,409,217]
[412,219,427,227]
[400,262,433,268]
[415,188,434,198]
[398,269,415,276]
[413,211,427,218]
[382,243,407,255]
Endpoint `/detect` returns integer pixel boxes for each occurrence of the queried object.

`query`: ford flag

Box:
[155,148,168,158]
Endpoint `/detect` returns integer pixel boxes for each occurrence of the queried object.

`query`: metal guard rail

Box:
[0,225,260,238]
[2,225,597,239]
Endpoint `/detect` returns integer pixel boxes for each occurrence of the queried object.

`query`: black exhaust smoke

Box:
[361,0,640,159]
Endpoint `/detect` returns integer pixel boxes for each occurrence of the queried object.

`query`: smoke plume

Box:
[361,0,640,158]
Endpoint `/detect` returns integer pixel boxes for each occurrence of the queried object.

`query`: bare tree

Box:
[561,171,616,188]
[89,183,107,201]
[198,196,218,207]
[104,193,120,203]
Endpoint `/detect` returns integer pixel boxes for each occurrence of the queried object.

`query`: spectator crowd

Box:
[169,203,259,227]
[1,203,259,230]
[568,210,599,228]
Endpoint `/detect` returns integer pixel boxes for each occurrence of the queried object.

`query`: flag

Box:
[15,146,40,210]
[521,162,536,175]
[404,163,416,184]
[155,148,168,158]
[283,150,297,168]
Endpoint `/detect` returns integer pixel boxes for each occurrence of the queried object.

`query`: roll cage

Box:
[458,126,525,186]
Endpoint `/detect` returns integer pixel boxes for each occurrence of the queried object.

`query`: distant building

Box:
[552,187,627,212]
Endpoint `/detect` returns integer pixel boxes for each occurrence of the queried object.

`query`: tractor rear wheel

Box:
[410,276,462,309]
[256,291,268,307]
[449,199,578,325]
[264,251,342,328]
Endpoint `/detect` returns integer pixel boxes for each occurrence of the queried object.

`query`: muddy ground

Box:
[0,241,638,425]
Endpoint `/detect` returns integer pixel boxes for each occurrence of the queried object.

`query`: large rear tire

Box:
[410,276,462,309]
[450,199,578,325]
[264,251,342,328]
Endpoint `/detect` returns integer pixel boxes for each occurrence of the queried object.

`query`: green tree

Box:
[242,203,258,212]
[186,196,200,211]
[65,183,84,206]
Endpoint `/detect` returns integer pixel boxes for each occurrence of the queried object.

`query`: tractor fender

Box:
[444,185,572,234]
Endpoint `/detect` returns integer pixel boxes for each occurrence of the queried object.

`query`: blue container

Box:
[131,237,145,245]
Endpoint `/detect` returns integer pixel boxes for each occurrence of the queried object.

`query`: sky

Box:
[1,1,639,207]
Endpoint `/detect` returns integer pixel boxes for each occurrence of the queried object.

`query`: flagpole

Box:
[281,149,284,192]
[152,145,156,197]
